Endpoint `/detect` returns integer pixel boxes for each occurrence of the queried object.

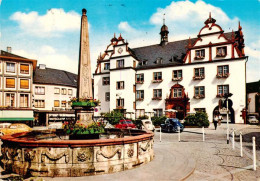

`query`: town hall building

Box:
[93,14,247,123]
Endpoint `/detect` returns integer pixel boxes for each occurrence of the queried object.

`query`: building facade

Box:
[33,64,77,125]
[0,49,37,124]
[93,15,247,123]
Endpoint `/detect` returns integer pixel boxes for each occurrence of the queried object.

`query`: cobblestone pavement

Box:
[1,123,259,181]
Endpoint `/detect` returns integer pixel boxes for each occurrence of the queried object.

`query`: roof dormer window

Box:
[216,46,227,57]
[139,60,148,66]
[155,58,163,64]
[195,49,205,60]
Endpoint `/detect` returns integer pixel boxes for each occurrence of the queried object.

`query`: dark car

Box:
[160,118,184,133]
[115,119,136,129]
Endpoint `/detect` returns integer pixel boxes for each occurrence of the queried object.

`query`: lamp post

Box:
[224,93,233,144]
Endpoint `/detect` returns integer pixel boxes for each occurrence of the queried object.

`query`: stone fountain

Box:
[0,9,154,177]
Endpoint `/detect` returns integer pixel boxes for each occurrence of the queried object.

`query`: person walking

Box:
[213,114,218,130]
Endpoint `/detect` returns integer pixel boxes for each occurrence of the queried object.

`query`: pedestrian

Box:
[213,114,218,130]
[218,114,223,126]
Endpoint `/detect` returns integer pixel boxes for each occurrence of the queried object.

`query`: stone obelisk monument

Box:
[75,8,93,125]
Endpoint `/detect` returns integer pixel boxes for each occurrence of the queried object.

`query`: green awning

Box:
[0,118,34,121]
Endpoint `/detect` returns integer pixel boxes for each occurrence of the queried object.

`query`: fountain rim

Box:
[1,131,154,147]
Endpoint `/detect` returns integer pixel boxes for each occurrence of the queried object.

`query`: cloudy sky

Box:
[0,0,259,82]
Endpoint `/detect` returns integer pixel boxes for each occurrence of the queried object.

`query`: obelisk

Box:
[76,8,93,125]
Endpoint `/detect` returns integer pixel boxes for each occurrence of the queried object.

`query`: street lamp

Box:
[224,93,233,144]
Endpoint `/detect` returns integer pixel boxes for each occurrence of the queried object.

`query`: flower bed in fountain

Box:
[70,97,100,107]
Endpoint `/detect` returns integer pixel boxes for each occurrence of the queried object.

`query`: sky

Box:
[0,0,259,82]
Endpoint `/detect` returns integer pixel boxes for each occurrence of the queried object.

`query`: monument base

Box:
[75,110,94,126]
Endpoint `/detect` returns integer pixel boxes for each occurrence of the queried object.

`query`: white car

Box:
[141,119,155,132]
[248,116,259,124]
[48,122,63,129]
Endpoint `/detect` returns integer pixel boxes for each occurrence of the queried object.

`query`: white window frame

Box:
[19,93,29,108]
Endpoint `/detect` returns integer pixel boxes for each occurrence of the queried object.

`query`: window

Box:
[6,78,15,88]
[116,81,124,89]
[217,65,229,78]
[35,100,45,108]
[35,86,45,95]
[116,98,124,108]
[136,109,145,118]
[54,88,60,94]
[116,59,124,68]
[105,92,110,101]
[195,49,205,59]
[136,90,144,100]
[172,70,182,81]
[5,93,15,107]
[102,77,110,85]
[216,46,227,57]
[20,79,29,89]
[153,89,162,100]
[194,68,205,80]
[136,74,144,83]
[155,58,163,64]
[54,100,60,107]
[68,89,73,95]
[217,85,229,97]
[61,88,67,95]
[153,72,162,82]
[20,64,29,74]
[139,60,147,66]
[173,88,183,98]
[154,109,163,117]
[20,94,29,108]
[133,61,136,68]
[61,101,66,107]
[6,62,15,73]
[194,86,205,98]
[104,63,110,70]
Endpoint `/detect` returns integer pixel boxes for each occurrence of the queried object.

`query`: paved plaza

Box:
[1,123,259,181]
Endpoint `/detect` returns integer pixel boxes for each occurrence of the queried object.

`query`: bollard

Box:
[160,127,162,142]
[240,132,243,157]
[202,126,205,142]
[178,126,181,142]
[232,128,235,150]
[253,137,256,171]
[227,128,229,144]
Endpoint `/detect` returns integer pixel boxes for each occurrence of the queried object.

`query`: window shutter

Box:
[54,100,60,107]
[20,64,29,73]
[20,79,29,89]
[6,78,15,88]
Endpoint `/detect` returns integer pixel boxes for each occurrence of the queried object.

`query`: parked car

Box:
[248,116,259,124]
[48,122,63,129]
[0,123,32,136]
[141,119,155,132]
[160,118,184,133]
[0,123,11,129]
[115,119,136,129]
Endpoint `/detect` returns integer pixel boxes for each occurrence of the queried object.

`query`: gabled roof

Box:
[0,50,37,70]
[131,32,233,69]
[247,81,260,94]
[33,67,78,88]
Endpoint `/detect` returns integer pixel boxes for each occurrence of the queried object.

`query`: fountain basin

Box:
[1,129,154,177]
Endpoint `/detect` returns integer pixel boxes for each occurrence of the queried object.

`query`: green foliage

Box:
[184,111,209,127]
[133,119,143,129]
[103,110,124,125]
[151,116,167,126]
[138,115,149,120]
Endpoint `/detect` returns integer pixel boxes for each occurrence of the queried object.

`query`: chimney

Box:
[7,47,12,53]
[39,64,46,69]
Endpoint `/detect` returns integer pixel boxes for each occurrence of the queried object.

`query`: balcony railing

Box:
[216,73,229,78]
[193,75,205,80]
